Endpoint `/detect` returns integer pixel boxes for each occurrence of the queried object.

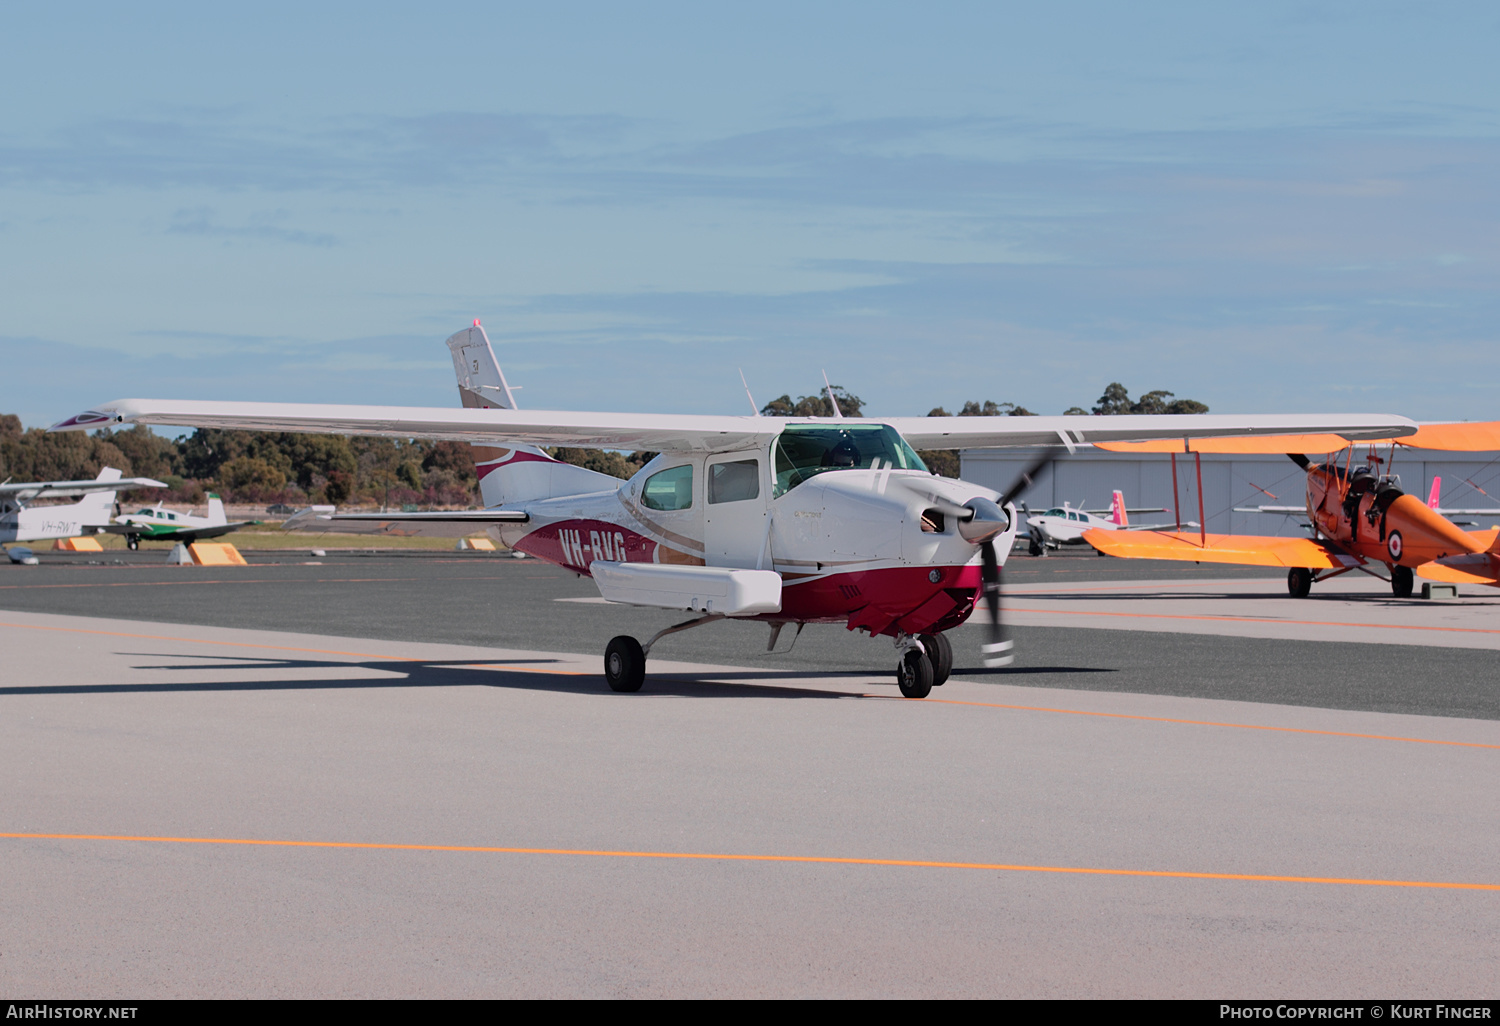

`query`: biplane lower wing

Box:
[1082,528,1356,569]
[1416,553,1500,587]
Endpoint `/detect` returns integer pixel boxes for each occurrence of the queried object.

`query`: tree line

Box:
[0,383,1206,505]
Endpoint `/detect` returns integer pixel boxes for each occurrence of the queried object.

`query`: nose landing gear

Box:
[896,649,935,699]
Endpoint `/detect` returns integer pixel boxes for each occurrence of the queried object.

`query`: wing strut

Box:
[1195,451,1207,547]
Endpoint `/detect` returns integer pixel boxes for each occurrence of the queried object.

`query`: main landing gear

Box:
[1391,564,1414,599]
[603,613,724,693]
[602,619,955,700]
[1288,563,1416,599]
[126,535,140,551]
[1287,567,1312,598]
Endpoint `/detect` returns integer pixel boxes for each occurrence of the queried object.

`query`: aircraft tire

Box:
[1391,565,1415,599]
[896,650,934,699]
[1287,568,1313,598]
[1028,537,1043,557]
[920,633,952,686]
[604,636,646,693]
[126,536,139,551]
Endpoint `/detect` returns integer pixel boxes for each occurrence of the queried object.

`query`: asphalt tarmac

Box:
[2,549,1497,997]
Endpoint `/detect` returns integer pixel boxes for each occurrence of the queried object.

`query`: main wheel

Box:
[1287,567,1312,598]
[896,650,934,699]
[604,635,646,693]
[919,633,953,687]
[126,535,139,551]
[1391,564,1414,598]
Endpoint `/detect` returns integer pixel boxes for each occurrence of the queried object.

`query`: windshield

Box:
[772,424,928,497]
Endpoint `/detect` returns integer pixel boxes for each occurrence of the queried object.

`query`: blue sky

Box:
[2,2,1497,427]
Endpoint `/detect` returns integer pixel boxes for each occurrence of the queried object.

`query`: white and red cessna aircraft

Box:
[52,324,1415,696]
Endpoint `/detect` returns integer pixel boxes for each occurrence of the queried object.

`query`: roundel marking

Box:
[1387,530,1403,562]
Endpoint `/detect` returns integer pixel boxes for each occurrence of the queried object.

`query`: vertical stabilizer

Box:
[1111,490,1128,526]
[1428,477,1442,510]
[447,321,517,410]
[206,493,227,526]
[73,467,122,525]
[446,321,621,506]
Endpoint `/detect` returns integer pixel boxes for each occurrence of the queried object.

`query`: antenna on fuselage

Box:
[821,370,845,419]
[739,368,760,416]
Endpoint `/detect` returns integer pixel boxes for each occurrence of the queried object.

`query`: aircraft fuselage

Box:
[496,453,1007,639]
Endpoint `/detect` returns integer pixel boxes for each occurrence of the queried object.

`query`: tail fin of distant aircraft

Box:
[1428,477,1442,510]
[206,493,227,526]
[73,467,123,522]
[447,321,622,507]
[1111,490,1128,526]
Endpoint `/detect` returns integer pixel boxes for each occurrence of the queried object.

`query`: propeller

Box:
[967,455,1051,668]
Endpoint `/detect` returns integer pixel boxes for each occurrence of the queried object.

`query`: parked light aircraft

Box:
[106,493,254,549]
[1083,429,1500,596]
[52,322,1417,695]
[1022,491,1169,556]
[1,468,167,548]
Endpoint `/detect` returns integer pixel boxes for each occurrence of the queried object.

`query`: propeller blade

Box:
[977,454,1049,669]
[979,538,1013,667]
[998,454,1052,509]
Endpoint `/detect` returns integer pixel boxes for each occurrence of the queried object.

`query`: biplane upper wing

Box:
[1093,420,1500,454]
[1082,528,1359,569]
[51,400,1417,455]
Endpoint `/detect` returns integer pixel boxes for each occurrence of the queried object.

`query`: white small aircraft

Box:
[106,493,253,549]
[52,322,1417,697]
[1,468,167,560]
[1023,491,1169,556]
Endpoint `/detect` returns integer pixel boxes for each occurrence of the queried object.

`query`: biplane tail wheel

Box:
[604,636,646,693]
[919,633,952,687]
[1287,567,1313,598]
[1391,565,1414,599]
[896,650,934,699]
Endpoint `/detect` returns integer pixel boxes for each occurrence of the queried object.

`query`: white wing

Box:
[52,400,1416,455]
[0,476,168,501]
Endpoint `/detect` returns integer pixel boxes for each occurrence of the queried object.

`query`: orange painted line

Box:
[910,696,1500,750]
[3,832,1495,892]
[0,621,583,673]
[1007,605,1500,636]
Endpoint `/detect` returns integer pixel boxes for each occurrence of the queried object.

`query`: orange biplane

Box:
[1082,422,1500,597]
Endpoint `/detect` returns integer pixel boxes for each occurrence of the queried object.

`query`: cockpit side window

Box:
[772,424,929,497]
[641,464,694,511]
[709,459,760,504]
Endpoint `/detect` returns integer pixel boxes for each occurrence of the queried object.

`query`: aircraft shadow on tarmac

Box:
[0,651,1114,702]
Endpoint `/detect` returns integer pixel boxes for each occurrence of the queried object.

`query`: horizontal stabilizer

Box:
[1083,528,1354,569]
[282,506,528,539]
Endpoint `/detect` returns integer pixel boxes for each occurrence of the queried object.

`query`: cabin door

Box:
[703,454,770,568]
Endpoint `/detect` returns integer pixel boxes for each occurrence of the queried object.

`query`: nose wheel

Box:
[918,633,952,686]
[896,649,935,699]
